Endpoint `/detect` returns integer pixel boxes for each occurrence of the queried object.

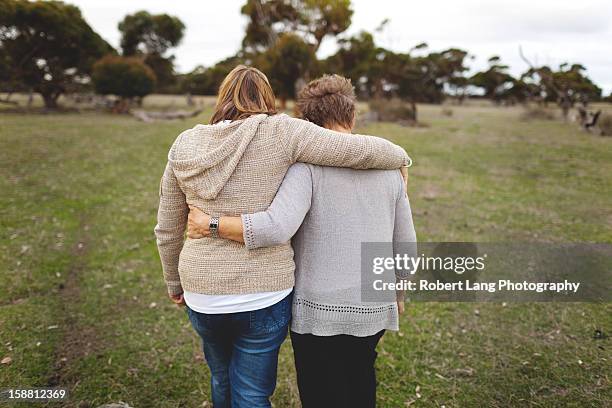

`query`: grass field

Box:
[1,102,611,407]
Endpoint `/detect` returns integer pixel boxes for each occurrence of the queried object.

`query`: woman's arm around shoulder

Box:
[275,115,411,170]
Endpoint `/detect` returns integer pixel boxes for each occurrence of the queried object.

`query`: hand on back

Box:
[187,205,211,239]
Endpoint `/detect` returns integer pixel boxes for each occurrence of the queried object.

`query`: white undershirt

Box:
[184,288,293,314]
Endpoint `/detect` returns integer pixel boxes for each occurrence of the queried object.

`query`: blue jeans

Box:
[186,293,292,408]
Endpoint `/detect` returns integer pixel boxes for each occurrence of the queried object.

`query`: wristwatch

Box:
[209,216,219,238]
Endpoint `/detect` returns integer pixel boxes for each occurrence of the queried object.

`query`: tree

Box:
[520,47,602,117]
[381,51,432,118]
[144,53,176,91]
[326,34,470,106]
[499,78,536,105]
[118,11,185,91]
[550,64,601,104]
[180,56,244,96]
[241,0,352,52]
[324,34,469,120]
[119,11,185,56]
[0,0,113,108]
[388,46,471,104]
[180,65,213,95]
[428,48,471,102]
[470,56,515,103]
[323,31,385,98]
[256,33,317,107]
[92,55,156,110]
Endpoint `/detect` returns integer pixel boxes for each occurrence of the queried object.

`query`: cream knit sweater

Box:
[154,113,410,296]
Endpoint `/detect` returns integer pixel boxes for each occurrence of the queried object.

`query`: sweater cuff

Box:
[241,214,257,250]
[402,150,413,167]
[166,280,183,296]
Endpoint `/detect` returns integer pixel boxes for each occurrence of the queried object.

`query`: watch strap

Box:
[209,216,219,238]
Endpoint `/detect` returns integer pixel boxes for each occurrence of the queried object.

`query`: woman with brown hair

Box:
[154,65,410,407]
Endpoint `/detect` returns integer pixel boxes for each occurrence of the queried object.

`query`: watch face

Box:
[210,218,219,229]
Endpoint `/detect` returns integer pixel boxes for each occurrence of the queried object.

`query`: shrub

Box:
[441,107,454,117]
[92,55,156,101]
[598,114,612,136]
[368,98,417,124]
[520,106,555,121]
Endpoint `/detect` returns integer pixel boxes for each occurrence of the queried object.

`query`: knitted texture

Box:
[154,113,410,296]
[242,163,417,336]
[291,297,400,337]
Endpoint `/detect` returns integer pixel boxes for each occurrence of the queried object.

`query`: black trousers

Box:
[290,330,385,408]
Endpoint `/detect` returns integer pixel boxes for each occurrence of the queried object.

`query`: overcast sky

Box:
[72,0,612,94]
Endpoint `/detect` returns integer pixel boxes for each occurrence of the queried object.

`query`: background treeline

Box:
[1,0,610,112]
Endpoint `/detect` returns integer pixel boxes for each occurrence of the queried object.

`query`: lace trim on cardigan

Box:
[296,298,394,314]
[293,298,397,324]
[291,297,399,336]
[242,214,256,249]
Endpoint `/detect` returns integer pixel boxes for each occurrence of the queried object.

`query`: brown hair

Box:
[296,74,356,129]
[210,65,277,124]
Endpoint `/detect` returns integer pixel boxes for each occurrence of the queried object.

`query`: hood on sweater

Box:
[168,113,270,200]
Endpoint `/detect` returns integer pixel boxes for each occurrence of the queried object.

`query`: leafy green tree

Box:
[144,53,176,91]
[180,65,212,95]
[447,76,470,103]
[180,56,244,95]
[324,36,421,118]
[427,48,471,101]
[241,0,352,52]
[92,55,156,105]
[386,46,471,104]
[381,51,433,118]
[519,46,602,115]
[499,78,536,105]
[203,56,245,93]
[550,64,601,104]
[323,31,385,97]
[326,34,470,105]
[0,0,113,108]
[118,11,185,91]
[256,33,317,107]
[520,61,602,117]
[470,56,515,103]
[119,11,185,56]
